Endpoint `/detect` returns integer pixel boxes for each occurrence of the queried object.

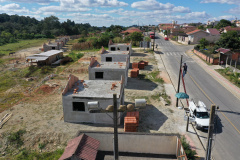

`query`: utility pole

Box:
[205,105,216,160]
[113,94,119,160]
[176,55,183,107]
[186,113,189,132]
[153,27,156,51]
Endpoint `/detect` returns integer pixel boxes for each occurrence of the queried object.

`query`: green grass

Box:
[216,68,240,88]
[145,71,164,84]
[6,148,64,160]
[7,129,26,147]
[0,39,48,56]
[67,52,84,62]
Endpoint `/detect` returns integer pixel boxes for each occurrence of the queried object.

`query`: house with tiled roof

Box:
[59,134,100,160]
[120,27,143,34]
[223,26,240,33]
[178,29,220,45]
[206,28,220,35]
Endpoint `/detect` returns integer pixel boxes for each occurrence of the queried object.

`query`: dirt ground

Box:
[0,47,185,157]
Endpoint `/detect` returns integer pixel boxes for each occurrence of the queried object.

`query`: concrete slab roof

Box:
[64,80,122,98]
[92,61,127,69]
[26,50,63,61]
[102,50,130,55]
[26,56,48,61]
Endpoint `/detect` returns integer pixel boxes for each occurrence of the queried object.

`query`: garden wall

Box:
[193,49,219,65]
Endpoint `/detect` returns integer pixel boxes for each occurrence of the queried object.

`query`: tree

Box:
[130,32,143,42]
[215,19,232,29]
[216,30,240,50]
[199,38,209,49]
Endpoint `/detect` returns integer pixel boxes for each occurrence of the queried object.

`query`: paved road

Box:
[154,33,240,160]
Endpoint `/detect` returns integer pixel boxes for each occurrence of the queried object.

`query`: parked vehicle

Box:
[164,37,169,41]
[188,100,210,130]
[149,32,155,39]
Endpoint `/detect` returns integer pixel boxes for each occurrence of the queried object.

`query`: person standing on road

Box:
[183,63,188,77]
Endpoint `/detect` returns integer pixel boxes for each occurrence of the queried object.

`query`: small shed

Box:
[99,46,130,68]
[59,134,100,160]
[62,74,124,124]
[88,57,128,86]
[26,50,63,66]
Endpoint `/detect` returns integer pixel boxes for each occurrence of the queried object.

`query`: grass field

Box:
[0,39,49,56]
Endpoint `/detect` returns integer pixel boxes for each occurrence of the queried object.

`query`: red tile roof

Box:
[224,26,240,31]
[121,27,142,34]
[215,48,231,54]
[59,134,100,160]
[186,29,205,35]
[207,28,220,35]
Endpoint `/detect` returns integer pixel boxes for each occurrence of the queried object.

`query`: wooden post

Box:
[205,105,216,160]
[176,55,183,107]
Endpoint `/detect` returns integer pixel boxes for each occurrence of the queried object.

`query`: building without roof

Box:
[62,74,124,124]
[88,57,128,86]
[43,37,69,52]
[108,40,132,55]
[99,46,130,68]
[26,50,63,66]
[72,131,188,160]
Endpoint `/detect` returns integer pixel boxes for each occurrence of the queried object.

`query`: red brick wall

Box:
[193,49,219,65]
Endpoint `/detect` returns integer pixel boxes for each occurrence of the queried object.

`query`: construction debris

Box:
[0,113,12,129]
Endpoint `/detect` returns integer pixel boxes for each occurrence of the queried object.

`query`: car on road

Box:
[150,32,155,39]
[164,37,169,41]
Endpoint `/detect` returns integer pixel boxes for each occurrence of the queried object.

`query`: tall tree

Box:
[216,31,240,50]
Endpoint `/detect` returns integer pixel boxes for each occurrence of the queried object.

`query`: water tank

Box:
[135,99,146,108]
[87,101,99,109]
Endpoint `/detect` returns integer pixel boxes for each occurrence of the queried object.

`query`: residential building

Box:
[26,50,63,66]
[206,28,220,36]
[59,134,100,160]
[207,20,219,27]
[108,40,132,55]
[62,74,124,124]
[99,46,130,68]
[88,57,128,86]
[223,26,240,33]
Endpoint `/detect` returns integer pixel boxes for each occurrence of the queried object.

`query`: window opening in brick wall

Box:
[73,102,85,111]
[127,47,129,51]
[106,57,112,62]
[95,72,104,79]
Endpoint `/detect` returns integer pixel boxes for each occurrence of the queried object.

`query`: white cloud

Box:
[37,5,91,13]
[131,0,174,10]
[60,0,128,8]
[172,6,191,13]
[217,15,235,20]
[228,6,240,14]
[185,11,210,19]
[0,3,29,14]
[200,0,240,5]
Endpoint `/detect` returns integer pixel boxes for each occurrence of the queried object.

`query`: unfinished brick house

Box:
[88,57,128,86]
[42,37,69,52]
[108,40,132,55]
[99,46,130,68]
[26,50,63,66]
[62,74,124,124]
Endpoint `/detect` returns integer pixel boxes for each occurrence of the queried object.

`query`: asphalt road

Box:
[154,33,240,160]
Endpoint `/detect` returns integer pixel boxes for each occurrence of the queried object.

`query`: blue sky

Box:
[0,0,240,26]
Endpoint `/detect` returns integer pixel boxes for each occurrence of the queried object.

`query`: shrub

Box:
[68,52,84,62]
[40,66,52,74]
[78,37,86,43]
[181,136,197,160]
[7,129,26,147]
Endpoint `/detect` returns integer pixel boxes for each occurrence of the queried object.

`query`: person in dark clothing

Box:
[183,63,188,77]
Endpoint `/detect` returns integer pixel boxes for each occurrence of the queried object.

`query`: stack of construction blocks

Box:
[130,61,148,78]
[124,111,139,132]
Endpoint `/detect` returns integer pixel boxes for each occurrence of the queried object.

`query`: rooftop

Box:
[26,50,63,61]
[59,134,100,160]
[207,28,220,35]
[102,50,129,55]
[62,75,123,98]
[215,48,231,54]
[92,61,127,69]
[186,29,207,35]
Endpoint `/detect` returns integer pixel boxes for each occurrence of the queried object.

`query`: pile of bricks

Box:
[138,61,148,70]
[130,68,139,78]
[124,111,139,132]
[132,62,138,69]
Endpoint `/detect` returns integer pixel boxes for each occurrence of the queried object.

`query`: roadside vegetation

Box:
[181,136,197,160]
[216,67,240,88]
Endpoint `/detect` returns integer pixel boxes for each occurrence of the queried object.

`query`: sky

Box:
[0,0,240,27]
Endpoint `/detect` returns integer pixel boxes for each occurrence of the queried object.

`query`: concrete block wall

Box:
[101,54,130,68]
[80,132,178,155]
[62,74,79,95]
[62,96,121,124]
[88,66,128,86]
